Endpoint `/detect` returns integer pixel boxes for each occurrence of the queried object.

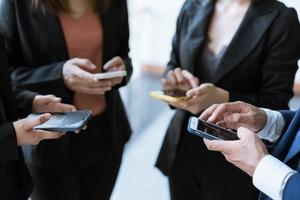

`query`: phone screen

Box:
[163,89,187,97]
[197,119,239,140]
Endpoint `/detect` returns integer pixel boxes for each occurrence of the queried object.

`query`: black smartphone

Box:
[27,110,92,132]
[187,117,239,141]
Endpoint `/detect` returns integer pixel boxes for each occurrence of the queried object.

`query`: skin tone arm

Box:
[199,101,270,176]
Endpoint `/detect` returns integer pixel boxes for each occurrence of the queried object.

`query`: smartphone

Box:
[27,110,92,132]
[149,89,191,103]
[94,71,127,80]
[187,117,239,141]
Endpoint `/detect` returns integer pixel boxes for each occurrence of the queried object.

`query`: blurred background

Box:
[111,0,300,199]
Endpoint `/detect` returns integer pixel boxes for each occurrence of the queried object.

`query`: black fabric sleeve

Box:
[0,122,18,165]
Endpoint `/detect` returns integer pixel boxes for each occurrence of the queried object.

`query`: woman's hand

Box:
[63,58,113,95]
[13,114,64,145]
[103,56,126,87]
[32,95,76,113]
[162,68,199,91]
[167,83,229,114]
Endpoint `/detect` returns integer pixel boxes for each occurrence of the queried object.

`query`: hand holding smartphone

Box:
[27,110,92,132]
[94,71,127,80]
[188,117,239,140]
[149,89,191,103]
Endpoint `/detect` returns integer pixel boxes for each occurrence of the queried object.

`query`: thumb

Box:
[43,95,61,103]
[73,58,97,71]
[237,127,254,140]
[29,113,51,128]
[186,87,200,97]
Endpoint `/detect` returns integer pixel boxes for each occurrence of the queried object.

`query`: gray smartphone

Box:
[27,110,92,132]
[187,117,239,141]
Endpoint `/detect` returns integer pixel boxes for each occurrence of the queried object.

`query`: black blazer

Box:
[156,0,300,175]
[0,0,132,169]
[0,35,34,200]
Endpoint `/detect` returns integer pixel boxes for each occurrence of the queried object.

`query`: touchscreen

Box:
[197,120,239,140]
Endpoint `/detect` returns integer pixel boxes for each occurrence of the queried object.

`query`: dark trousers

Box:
[28,148,122,200]
[28,113,123,200]
[169,129,258,200]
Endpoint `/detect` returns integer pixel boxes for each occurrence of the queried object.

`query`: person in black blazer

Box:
[0,34,72,200]
[155,0,300,199]
[0,0,132,199]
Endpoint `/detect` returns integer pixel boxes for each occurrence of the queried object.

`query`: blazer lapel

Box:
[213,0,279,83]
[31,9,69,60]
[283,130,300,163]
[273,111,300,161]
[186,0,215,74]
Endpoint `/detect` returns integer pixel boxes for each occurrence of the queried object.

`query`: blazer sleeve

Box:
[12,87,38,117]
[0,0,72,98]
[283,173,300,200]
[114,0,133,89]
[163,1,188,77]
[280,110,297,131]
[229,8,300,109]
[0,122,18,164]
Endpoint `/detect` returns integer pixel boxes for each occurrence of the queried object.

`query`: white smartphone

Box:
[94,71,127,80]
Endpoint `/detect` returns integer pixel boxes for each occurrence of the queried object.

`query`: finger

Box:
[174,68,185,84]
[161,78,173,90]
[72,58,96,71]
[207,102,245,123]
[167,71,178,86]
[186,87,200,97]
[29,113,51,128]
[43,95,61,103]
[237,127,255,140]
[38,131,65,140]
[199,104,220,120]
[203,138,236,153]
[223,113,251,130]
[103,57,124,71]
[52,103,76,113]
[74,68,98,82]
[182,70,199,88]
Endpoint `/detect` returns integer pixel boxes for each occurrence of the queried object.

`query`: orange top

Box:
[59,10,106,116]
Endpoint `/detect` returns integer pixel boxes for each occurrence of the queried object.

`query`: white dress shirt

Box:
[253,109,297,200]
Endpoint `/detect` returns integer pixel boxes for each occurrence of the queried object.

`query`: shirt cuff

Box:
[253,155,297,200]
[257,109,285,143]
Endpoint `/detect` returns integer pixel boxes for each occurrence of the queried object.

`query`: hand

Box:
[162,68,199,91]
[167,83,229,114]
[13,114,64,145]
[63,58,113,95]
[103,56,126,87]
[32,95,76,113]
[200,101,267,132]
[203,127,269,176]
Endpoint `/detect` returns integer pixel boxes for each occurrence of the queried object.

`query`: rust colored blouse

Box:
[60,10,106,115]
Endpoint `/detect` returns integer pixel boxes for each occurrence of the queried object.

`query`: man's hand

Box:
[166,83,229,114]
[200,101,267,132]
[13,114,64,145]
[103,56,126,87]
[203,127,269,176]
[32,95,75,113]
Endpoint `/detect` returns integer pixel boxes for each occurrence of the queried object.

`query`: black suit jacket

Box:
[0,35,35,200]
[0,0,132,169]
[156,0,300,176]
